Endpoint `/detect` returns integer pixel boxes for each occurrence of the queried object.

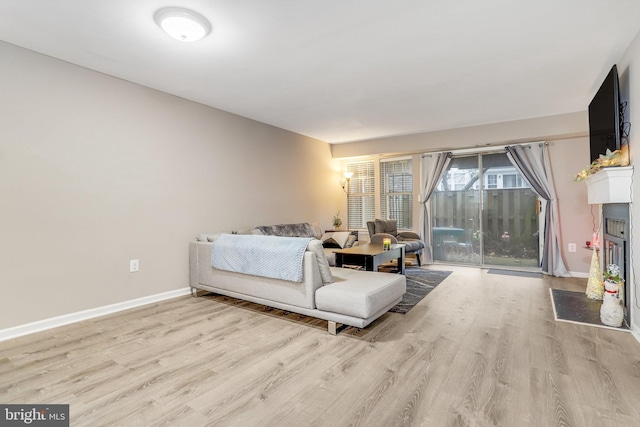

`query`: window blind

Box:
[346,160,375,229]
[380,158,413,229]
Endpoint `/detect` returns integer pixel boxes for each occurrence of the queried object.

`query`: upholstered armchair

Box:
[366,219,425,266]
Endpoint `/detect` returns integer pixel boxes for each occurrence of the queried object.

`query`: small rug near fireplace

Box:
[550,289,630,331]
[389,268,452,314]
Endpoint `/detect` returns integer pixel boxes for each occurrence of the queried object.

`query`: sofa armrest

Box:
[398,231,421,240]
[189,241,212,289]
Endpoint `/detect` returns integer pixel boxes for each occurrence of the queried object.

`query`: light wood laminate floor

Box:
[2,266,640,426]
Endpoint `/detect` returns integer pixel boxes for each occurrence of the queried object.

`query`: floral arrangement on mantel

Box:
[574,145,629,182]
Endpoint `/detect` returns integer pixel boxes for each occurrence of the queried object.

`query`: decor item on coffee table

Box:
[367,219,425,266]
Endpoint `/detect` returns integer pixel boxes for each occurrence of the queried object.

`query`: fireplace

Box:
[584,166,633,327]
[602,203,630,327]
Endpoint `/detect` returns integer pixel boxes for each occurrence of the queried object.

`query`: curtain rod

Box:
[421,141,548,157]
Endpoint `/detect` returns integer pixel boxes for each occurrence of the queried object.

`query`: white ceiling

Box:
[1,1,640,143]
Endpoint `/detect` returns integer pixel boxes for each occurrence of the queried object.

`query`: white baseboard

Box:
[569,271,589,279]
[0,287,192,342]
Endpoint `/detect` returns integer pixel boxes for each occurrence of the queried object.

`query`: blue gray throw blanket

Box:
[211,234,313,282]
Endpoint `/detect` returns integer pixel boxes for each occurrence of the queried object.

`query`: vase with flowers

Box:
[332,211,343,230]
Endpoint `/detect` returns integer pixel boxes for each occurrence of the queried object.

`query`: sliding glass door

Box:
[431,156,480,263]
[480,153,539,267]
[431,152,539,268]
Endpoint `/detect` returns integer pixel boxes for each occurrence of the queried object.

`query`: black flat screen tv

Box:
[588,65,621,163]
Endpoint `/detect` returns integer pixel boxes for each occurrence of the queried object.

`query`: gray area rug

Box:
[389,268,452,314]
[487,268,542,278]
[550,289,629,330]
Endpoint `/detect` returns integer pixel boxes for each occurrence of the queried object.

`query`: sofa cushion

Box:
[397,231,421,240]
[306,239,334,284]
[400,240,425,253]
[374,219,398,237]
[316,269,405,318]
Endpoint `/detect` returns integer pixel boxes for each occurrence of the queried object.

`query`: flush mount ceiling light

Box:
[154,7,211,42]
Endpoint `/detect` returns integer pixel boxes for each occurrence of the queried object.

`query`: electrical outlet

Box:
[130,259,139,272]
[568,243,576,253]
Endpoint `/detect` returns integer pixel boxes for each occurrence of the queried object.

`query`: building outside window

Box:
[502,173,527,188]
[486,174,498,189]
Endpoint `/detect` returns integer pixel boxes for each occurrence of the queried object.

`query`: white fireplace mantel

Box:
[584,166,633,204]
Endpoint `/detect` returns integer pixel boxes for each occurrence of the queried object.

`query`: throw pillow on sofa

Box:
[234,227,263,235]
[306,239,333,284]
[197,232,224,242]
[255,222,319,238]
[320,231,351,249]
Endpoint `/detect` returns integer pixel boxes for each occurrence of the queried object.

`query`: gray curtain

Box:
[505,143,569,277]
[419,152,452,263]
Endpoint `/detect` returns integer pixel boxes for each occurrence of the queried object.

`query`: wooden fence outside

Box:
[432,188,539,256]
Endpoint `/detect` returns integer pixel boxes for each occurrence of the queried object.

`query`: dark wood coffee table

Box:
[333,243,405,274]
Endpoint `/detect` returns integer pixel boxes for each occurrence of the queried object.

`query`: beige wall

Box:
[333,114,592,276]
[618,29,640,332]
[548,137,593,275]
[331,112,587,158]
[0,41,341,330]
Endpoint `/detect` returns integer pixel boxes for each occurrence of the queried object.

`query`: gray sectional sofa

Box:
[189,228,406,334]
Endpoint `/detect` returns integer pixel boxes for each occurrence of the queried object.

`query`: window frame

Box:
[380,157,413,230]
[346,160,376,230]
[345,156,414,231]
